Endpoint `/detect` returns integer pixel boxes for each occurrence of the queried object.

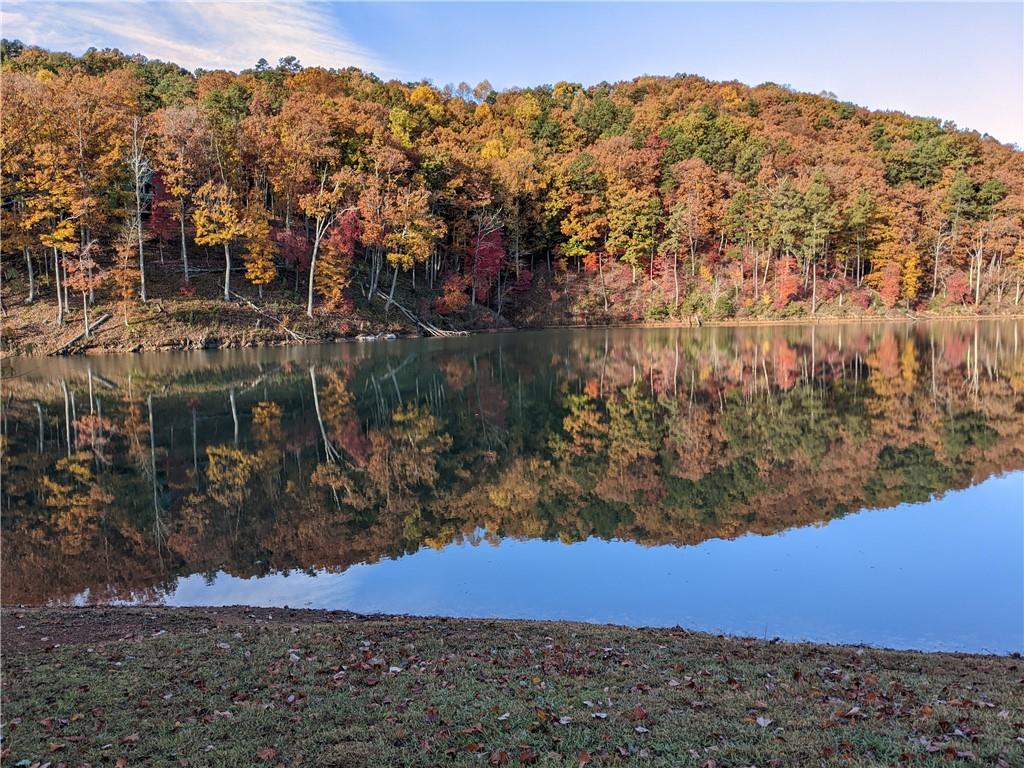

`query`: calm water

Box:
[3,321,1022,653]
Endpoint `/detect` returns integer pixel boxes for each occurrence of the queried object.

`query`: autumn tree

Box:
[299,167,359,317]
[64,242,104,337]
[193,182,245,301]
[242,196,278,298]
[150,105,210,281]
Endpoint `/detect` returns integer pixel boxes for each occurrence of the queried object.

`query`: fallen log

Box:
[49,313,112,356]
[228,290,311,341]
[374,290,468,337]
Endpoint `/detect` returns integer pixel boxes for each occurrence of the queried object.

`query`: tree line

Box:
[2,42,1023,334]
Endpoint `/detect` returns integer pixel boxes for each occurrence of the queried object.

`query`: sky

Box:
[2,1,1021,146]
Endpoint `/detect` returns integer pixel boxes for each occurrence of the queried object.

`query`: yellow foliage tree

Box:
[242,199,278,298]
[193,182,245,301]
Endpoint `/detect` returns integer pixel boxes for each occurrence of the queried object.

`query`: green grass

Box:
[1,608,1021,767]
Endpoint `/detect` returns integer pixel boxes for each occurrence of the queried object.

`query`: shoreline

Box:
[4,308,1022,359]
[3,606,1021,766]
[1,604,1016,658]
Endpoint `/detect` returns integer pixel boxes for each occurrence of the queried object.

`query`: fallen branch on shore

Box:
[228,290,311,341]
[374,290,467,337]
[48,313,112,356]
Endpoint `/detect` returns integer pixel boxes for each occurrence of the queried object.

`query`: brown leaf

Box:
[921,704,934,717]
[517,746,538,765]
[627,705,647,721]
[488,749,509,765]
[257,747,278,761]
[121,733,140,745]
[578,751,591,767]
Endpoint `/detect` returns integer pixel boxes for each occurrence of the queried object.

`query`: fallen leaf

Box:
[756,716,773,728]
[256,747,277,761]
[578,751,591,767]
[627,705,647,721]
[518,746,538,764]
[488,750,509,766]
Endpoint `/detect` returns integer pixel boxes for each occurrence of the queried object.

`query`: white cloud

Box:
[0,0,388,74]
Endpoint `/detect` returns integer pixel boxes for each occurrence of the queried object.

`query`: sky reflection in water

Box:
[6,322,1024,654]
[166,472,1023,654]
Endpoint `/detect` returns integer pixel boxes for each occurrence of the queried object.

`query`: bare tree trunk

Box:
[931,231,944,299]
[62,254,69,311]
[598,249,608,312]
[974,243,984,305]
[672,251,679,311]
[54,248,64,325]
[387,264,399,311]
[179,200,190,282]
[811,263,817,315]
[307,232,322,317]
[223,242,231,302]
[82,292,90,338]
[24,248,35,303]
[129,117,150,303]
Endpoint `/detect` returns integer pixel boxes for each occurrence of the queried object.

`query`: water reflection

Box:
[3,321,1023,651]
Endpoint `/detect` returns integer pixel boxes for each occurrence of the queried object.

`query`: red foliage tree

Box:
[274,227,311,285]
[148,175,177,261]
[944,270,970,306]
[434,274,471,315]
[878,262,901,308]
[470,229,506,304]
[512,268,533,292]
[316,211,361,314]
[773,255,800,310]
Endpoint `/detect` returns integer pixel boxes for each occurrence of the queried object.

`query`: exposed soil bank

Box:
[1,606,1021,766]
[4,288,1021,359]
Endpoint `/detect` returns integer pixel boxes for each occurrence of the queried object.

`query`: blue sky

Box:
[2,2,1021,146]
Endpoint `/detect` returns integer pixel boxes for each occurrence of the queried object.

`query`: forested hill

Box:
[2,43,1023,352]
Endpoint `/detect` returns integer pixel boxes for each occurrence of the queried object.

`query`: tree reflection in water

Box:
[2,320,1022,609]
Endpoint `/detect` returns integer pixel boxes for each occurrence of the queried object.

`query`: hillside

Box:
[2,42,1023,354]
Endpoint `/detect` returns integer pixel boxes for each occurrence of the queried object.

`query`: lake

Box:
[3,321,1022,654]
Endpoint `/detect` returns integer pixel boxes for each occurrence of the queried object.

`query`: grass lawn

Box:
[1,607,1021,767]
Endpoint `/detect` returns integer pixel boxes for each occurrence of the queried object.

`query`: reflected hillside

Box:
[3,320,1023,605]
